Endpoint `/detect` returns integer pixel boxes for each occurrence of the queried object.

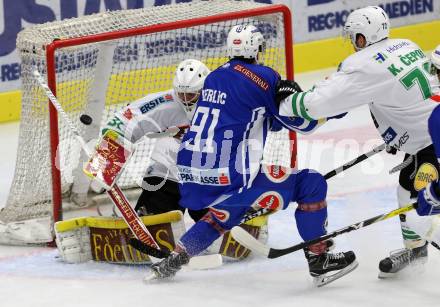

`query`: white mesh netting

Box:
[2,0,294,226]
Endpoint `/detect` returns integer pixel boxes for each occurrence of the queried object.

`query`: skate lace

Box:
[328,252,345,260]
[389,250,411,267]
[152,252,189,278]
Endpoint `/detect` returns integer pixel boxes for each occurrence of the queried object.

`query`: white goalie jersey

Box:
[280,38,440,154]
[102,89,192,182]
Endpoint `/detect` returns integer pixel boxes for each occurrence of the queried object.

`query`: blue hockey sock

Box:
[295,202,327,241]
[178,215,225,256]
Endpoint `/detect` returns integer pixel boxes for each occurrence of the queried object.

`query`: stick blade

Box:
[188,254,223,270]
[231,226,270,257]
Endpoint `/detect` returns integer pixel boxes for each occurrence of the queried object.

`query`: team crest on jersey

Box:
[263,164,290,183]
[414,163,439,191]
[209,208,230,222]
[253,191,283,211]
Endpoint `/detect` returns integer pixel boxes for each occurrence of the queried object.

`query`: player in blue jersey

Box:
[147,25,358,286]
[417,45,440,216]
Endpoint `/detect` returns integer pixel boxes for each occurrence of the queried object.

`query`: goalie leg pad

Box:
[206,214,269,260]
[55,211,185,264]
[0,216,53,245]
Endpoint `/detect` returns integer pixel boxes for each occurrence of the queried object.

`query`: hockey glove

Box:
[269,118,284,132]
[416,180,440,216]
[385,144,398,155]
[275,79,303,105]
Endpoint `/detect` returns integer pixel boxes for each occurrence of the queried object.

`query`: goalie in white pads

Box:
[278,6,440,278]
[95,59,211,221]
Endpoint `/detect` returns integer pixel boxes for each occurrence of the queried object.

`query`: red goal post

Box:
[2,0,295,244]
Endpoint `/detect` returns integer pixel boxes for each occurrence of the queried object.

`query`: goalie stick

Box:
[34,70,222,269]
[34,70,161,251]
[231,202,417,259]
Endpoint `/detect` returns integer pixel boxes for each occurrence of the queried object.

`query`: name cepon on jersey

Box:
[233,64,269,91]
[202,88,227,104]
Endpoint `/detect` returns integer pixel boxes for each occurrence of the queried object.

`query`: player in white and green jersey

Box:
[278,6,440,278]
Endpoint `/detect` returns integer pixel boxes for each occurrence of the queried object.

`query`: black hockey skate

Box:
[144,251,190,282]
[305,250,358,287]
[378,242,428,279]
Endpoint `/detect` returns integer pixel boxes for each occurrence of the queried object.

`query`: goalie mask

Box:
[173,59,210,114]
[343,6,390,51]
[227,24,265,63]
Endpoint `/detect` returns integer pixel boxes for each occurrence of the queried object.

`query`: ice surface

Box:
[1,68,439,307]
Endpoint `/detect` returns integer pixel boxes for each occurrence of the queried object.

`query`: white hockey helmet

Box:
[343,6,390,50]
[227,24,265,62]
[173,59,210,112]
[431,45,440,70]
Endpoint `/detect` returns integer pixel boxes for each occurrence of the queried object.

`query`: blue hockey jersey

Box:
[177,59,321,210]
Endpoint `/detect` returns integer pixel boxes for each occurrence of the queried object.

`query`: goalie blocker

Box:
[55,210,269,264]
[83,129,134,190]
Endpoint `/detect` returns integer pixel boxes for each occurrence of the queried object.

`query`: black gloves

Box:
[275,79,303,105]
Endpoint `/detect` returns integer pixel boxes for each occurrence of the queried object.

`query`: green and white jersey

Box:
[280,38,440,154]
[103,89,191,181]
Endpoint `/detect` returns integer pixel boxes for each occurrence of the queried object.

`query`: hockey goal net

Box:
[1,0,295,244]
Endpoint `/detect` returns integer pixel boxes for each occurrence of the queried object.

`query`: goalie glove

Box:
[83,130,134,190]
[275,79,303,105]
[417,180,440,216]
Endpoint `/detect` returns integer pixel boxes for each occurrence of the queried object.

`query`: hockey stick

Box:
[131,143,388,256]
[33,70,222,268]
[239,143,387,224]
[424,215,440,251]
[323,143,386,179]
[33,70,164,255]
[231,202,417,259]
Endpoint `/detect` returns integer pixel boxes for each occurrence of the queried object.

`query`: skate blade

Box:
[378,257,427,279]
[313,260,359,287]
[143,271,175,284]
[378,271,396,279]
[143,271,159,283]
